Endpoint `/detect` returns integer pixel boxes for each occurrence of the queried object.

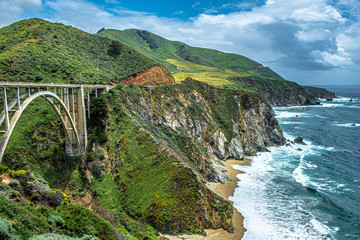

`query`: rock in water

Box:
[294,137,306,145]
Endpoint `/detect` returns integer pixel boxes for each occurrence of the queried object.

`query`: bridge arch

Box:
[0,82,111,163]
[0,91,81,161]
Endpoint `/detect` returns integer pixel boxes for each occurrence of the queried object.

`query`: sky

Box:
[0,0,359,85]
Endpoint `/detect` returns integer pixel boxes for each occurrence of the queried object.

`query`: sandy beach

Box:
[161,158,251,240]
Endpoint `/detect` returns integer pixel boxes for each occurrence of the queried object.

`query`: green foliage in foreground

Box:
[0,195,116,239]
[0,18,156,84]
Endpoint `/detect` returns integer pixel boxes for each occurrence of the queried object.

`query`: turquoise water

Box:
[230,86,360,240]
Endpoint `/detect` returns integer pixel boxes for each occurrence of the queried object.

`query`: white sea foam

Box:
[315,114,327,119]
[333,97,352,102]
[314,102,360,108]
[310,218,332,235]
[275,111,311,119]
[230,144,334,240]
[229,117,344,240]
[276,121,304,125]
[333,123,360,127]
[293,164,310,187]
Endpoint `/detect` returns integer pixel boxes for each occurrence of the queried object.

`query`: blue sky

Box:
[0,0,359,85]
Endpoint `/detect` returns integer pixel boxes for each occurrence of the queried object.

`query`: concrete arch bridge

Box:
[0,82,111,162]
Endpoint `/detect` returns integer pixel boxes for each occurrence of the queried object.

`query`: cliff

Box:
[304,86,336,99]
[232,76,321,106]
[115,78,285,183]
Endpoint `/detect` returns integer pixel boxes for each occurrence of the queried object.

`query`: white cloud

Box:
[0,0,359,84]
[192,2,200,8]
[266,0,276,6]
[291,5,346,23]
[0,0,42,27]
[104,0,120,4]
[295,29,331,42]
[312,49,353,67]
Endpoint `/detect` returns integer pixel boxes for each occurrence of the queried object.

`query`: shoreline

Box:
[160,158,251,240]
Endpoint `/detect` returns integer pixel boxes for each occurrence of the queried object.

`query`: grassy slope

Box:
[0,19,156,84]
[97,28,321,106]
[97,29,285,87]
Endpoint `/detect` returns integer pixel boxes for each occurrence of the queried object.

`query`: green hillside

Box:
[97,28,284,86]
[0,19,156,84]
[98,28,327,106]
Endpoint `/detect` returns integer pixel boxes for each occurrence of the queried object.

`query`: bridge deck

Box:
[0,81,112,89]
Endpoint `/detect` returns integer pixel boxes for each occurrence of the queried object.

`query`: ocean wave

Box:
[314,103,360,108]
[333,123,360,127]
[310,218,333,235]
[275,111,311,119]
[276,120,304,125]
[231,147,335,240]
[282,133,335,153]
[332,97,352,102]
[315,114,328,119]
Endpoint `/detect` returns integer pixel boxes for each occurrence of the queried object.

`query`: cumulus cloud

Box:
[39,0,359,75]
[0,0,359,84]
[0,0,42,27]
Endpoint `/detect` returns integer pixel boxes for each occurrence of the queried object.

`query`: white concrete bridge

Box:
[0,82,111,162]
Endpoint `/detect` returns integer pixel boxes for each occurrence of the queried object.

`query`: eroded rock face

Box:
[120,65,176,86]
[118,78,285,183]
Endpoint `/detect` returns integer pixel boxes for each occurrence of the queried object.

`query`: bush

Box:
[0,218,20,240]
[0,164,8,174]
[29,233,99,240]
[108,41,122,56]
[8,180,20,189]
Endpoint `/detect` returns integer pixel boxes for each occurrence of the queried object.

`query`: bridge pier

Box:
[0,82,111,162]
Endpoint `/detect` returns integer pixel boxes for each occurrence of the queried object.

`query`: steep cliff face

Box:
[304,86,336,99]
[120,65,175,86]
[233,77,321,106]
[115,78,285,183]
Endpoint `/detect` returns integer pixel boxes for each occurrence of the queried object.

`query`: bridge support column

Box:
[76,86,87,153]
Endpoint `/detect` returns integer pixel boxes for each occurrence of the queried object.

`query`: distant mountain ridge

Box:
[97,29,284,80]
[97,28,335,106]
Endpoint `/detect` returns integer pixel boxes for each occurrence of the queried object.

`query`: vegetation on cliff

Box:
[304,86,336,99]
[0,167,117,240]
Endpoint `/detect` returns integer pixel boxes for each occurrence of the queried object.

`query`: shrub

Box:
[8,180,20,189]
[29,233,99,240]
[0,164,8,174]
[48,214,65,227]
[0,218,20,240]
[108,41,122,56]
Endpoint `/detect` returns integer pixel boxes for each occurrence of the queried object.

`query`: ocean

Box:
[230,86,360,240]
